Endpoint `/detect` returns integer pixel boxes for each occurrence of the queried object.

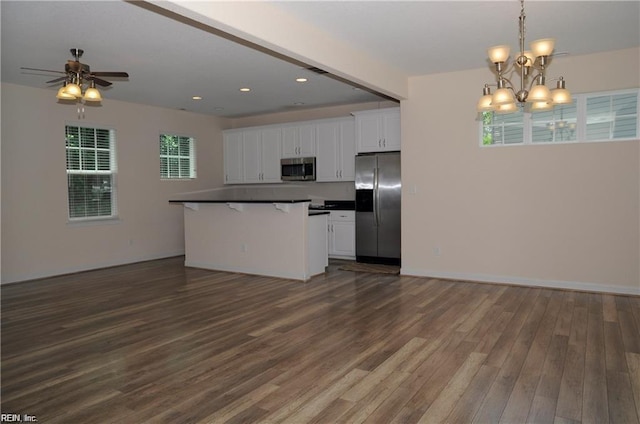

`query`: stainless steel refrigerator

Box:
[355,152,401,265]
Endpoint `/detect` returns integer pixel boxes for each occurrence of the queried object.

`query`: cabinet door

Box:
[332,221,356,257]
[329,211,355,258]
[260,127,282,183]
[281,126,298,158]
[223,132,244,184]
[316,121,339,182]
[298,124,316,157]
[382,109,401,150]
[242,129,262,183]
[339,119,356,181]
[355,108,401,153]
[356,114,382,153]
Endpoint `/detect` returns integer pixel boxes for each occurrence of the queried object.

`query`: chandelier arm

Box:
[498,76,516,92]
[527,70,544,91]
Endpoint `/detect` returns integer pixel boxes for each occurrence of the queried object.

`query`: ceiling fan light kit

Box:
[21,48,128,108]
[477,0,571,113]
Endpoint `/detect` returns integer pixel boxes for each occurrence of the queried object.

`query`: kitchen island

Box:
[171,188,329,281]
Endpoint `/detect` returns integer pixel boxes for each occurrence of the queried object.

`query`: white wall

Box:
[1,83,227,283]
[401,48,640,294]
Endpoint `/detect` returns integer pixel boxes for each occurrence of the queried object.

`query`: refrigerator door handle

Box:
[374,167,380,226]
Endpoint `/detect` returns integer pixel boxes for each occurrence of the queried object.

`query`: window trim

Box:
[159,132,197,180]
[479,88,639,147]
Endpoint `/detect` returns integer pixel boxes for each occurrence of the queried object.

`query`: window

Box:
[66,125,117,220]
[586,91,637,141]
[159,134,196,179]
[481,109,525,145]
[480,88,639,146]
[531,103,577,143]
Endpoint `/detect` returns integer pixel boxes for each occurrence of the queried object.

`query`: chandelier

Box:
[477,0,571,113]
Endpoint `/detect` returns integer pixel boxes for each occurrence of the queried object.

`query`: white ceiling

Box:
[2,1,638,118]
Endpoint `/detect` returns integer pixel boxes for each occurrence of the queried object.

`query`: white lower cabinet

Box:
[328,211,355,259]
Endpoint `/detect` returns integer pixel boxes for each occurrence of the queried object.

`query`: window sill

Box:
[67,216,122,227]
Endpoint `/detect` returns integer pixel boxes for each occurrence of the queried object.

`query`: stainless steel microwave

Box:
[281,157,316,181]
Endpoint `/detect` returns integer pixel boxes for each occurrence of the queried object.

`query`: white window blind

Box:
[159,134,196,179]
[531,103,578,143]
[586,91,638,141]
[481,109,525,145]
[66,125,117,220]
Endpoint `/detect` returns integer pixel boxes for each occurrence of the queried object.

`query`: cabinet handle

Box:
[383,139,386,147]
[336,170,339,178]
[339,170,342,178]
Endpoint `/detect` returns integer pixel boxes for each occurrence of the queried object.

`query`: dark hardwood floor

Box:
[1,257,639,423]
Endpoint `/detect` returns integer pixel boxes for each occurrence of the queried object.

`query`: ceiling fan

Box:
[20,48,129,101]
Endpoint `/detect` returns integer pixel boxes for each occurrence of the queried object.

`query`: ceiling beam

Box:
[146,0,408,101]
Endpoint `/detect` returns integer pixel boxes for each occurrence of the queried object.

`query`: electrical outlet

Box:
[433,246,441,256]
[241,244,248,253]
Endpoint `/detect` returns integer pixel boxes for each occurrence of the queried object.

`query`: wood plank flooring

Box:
[1,257,639,423]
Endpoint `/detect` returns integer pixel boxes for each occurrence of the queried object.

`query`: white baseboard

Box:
[400,267,640,296]
[1,250,185,285]
[184,260,310,281]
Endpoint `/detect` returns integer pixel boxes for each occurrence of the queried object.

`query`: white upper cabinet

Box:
[223,127,282,184]
[282,123,316,158]
[259,127,282,182]
[316,118,355,182]
[353,107,401,153]
[242,127,282,184]
[223,131,244,184]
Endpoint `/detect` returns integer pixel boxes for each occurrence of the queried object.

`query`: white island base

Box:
[181,201,328,281]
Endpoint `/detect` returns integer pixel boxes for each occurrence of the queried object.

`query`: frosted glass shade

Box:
[476,94,493,112]
[64,83,82,98]
[551,88,571,104]
[56,86,75,100]
[531,38,555,57]
[527,84,551,103]
[496,102,518,114]
[530,101,553,111]
[516,50,535,67]
[83,87,102,102]
[492,87,515,106]
[488,45,510,63]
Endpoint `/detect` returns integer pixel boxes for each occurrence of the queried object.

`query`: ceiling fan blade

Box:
[46,76,67,84]
[20,67,65,74]
[92,71,129,78]
[89,76,113,87]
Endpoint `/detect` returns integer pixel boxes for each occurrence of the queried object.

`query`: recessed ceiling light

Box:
[192,96,203,100]
[239,87,251,92]
[214,107,224,111]
[293,102,305,106]
[296,78,308,83]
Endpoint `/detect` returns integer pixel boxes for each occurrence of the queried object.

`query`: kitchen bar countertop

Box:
[170,199,311,204]
[168,186,317,204]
